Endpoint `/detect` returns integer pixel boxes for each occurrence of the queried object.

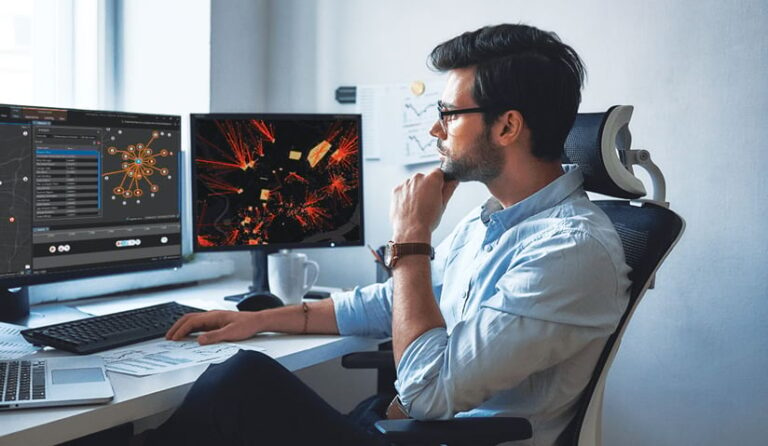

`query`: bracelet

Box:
[301,302,309,335]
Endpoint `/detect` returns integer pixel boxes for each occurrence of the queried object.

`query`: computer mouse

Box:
[236,292,285,312]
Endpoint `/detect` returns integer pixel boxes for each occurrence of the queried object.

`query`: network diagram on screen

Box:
[193,115,362,248]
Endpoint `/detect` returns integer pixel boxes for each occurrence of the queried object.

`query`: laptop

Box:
[0,356,114,410]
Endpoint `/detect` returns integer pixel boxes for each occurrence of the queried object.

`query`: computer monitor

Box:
[0,104,182,322]
[190,113,364,300]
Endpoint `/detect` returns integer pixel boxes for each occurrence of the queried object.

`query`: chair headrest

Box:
[563,105,646,199]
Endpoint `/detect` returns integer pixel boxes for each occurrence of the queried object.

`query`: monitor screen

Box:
[0,104,182,288]
[191,114,363,251]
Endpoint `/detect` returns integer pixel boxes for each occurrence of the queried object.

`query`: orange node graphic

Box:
[307,140,332,168]
[102,130,173,200]
[285,172,308,184]
[322,173,354,205]
[328,128,359,170]
[250,119,276,143]
[260,189,270,201]
[215,120,257,170]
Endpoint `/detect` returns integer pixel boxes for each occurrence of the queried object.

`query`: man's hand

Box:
[166,310,263,345]
[390,169,459,242]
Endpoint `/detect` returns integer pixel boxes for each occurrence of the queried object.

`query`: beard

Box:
[439,127,504,184]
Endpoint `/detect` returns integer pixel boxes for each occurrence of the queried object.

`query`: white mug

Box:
[267,251,320,305]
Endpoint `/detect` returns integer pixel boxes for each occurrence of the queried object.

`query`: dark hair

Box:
[429,24,585,161]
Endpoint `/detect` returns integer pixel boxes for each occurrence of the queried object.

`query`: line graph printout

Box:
[98,340,265,376]
[401,86,441,163]
[357,78,444,165]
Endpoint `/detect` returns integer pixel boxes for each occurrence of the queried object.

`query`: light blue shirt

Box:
[332,165,631,446]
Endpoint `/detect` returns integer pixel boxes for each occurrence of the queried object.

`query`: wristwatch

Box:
[384,241,434,268]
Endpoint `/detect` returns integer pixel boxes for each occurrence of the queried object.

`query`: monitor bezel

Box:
[190,112,365,253]
[0,103,184,289]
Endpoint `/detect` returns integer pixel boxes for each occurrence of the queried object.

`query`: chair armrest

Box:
[341,351,395,370]
[374,417,532,446]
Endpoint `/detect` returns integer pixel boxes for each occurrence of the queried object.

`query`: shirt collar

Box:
[481,164,584,229]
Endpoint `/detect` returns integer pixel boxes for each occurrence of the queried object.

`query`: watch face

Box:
[384,243,394,267]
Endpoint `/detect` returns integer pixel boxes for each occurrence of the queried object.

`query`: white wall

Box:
[210,1,768,444]
[118,0,210,259]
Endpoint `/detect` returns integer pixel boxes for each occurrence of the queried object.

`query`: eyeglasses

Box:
[437,100,492,132]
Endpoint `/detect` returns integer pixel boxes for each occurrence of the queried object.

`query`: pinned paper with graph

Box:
[357,78,445,165]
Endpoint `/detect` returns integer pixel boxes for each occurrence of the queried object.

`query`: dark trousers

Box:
[145,350,390,446]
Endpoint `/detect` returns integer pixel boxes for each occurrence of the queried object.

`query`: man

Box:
[148,24,630,446]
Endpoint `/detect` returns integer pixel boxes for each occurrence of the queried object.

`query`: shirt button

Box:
[484,244,493,252]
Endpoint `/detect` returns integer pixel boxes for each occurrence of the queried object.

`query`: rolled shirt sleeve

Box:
[332,280,394,338]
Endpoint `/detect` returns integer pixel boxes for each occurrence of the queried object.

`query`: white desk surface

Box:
[0,279,381,446]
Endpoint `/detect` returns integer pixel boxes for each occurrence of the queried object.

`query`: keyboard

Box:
[21,302,204,354]
[1,360,46,402]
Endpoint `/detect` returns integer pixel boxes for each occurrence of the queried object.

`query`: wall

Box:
[210,1,768,444]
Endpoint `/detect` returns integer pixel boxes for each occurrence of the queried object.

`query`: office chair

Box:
[341,105,686,446]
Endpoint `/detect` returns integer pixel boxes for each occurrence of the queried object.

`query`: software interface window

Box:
[0,105,182,281]
[192,115,362,249]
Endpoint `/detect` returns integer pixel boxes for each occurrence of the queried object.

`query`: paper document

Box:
[98,339,265,376]
[0,322,40,360]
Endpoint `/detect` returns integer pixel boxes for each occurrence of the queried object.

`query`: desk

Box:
[0,279,381,446]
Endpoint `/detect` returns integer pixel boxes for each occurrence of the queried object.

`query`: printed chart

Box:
[99,340,265,376]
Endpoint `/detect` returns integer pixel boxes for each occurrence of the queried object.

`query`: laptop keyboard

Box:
[0,360,47,402]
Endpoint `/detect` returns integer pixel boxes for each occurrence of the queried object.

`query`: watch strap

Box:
[392,242,434,259]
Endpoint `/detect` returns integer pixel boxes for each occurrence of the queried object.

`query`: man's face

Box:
[431,67,504,183]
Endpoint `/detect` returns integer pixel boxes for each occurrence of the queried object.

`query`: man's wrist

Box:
[392,228,431,244]
[246,310,268,331]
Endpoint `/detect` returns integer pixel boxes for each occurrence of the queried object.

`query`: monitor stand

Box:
[223,249,279,302]
[0,287,30,323]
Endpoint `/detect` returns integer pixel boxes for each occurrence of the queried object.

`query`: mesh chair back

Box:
[557,200,684,445]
